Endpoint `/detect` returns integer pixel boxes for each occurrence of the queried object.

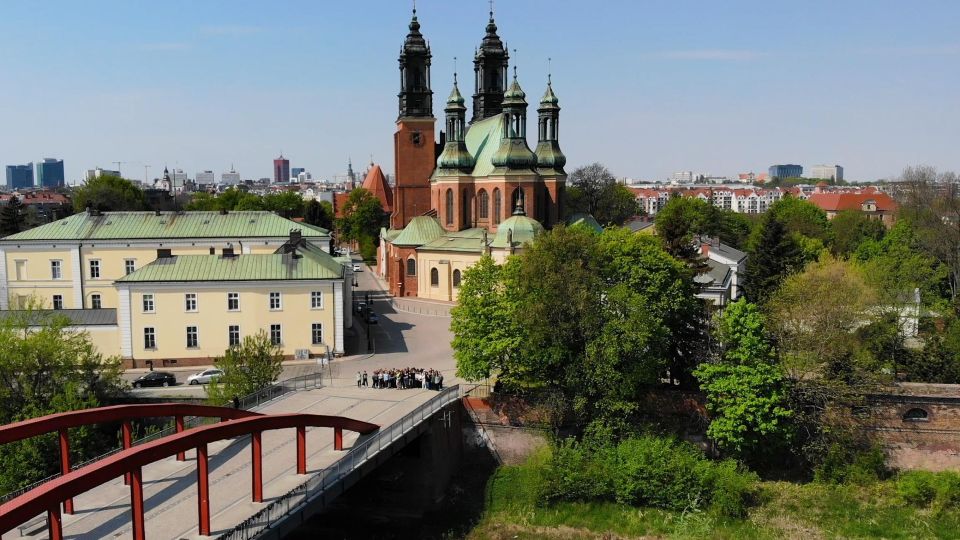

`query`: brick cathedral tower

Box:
[390,8,437,230]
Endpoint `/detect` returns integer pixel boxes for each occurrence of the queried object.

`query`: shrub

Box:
[814,443,888,485]
[540,434,757,518]
[897,471,960,510]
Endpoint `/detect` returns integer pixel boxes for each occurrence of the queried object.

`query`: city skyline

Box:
[2,0,959,183]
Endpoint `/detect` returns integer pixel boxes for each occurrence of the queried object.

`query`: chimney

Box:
[289,228,302,245]
[219,208,228,215]
[223,242,235,257]
[86,202,94,216]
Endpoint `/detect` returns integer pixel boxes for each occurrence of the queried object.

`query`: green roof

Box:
[566,213,603,233]
[462,114,505,178]
[3,211,329,242]
[116,250,343,283]
[490,214,544,249]
[391,216,445,247]
[381,227,401,243]
[418,228,487,253]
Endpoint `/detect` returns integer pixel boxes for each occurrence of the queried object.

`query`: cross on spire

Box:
[548,57,552,84]
[489,0,494,19]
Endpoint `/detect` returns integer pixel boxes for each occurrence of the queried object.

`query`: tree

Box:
[566,163,639,225]
[185,192,219,211]
[829,210,886,257]
[0,196,26,236]
[263,191,305,218]
[0,304,124,492]
[654,195,720,263]
[694,299,793,462]
[743,211,803,305]
[207,331,284,406]
[451,255,517,381]
[304,199,334,231]
[335,188,387,258]
[72,175,146,213]
[767,196,831,242]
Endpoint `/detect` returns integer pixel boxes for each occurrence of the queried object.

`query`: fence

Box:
[0,371,323,505]
[216,384,461,540]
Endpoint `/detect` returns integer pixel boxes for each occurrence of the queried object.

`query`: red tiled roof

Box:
[808,191,898,212]
[360,164,393,213]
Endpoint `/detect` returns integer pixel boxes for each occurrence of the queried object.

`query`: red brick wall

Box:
[391,118,436,230]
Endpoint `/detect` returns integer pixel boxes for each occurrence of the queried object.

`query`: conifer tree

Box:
[0,196,25,236]
[744,212,803,305]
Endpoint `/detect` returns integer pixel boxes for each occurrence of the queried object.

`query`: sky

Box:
[1,0,959,184]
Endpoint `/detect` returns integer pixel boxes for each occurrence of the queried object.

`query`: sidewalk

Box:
[366,268,454,317]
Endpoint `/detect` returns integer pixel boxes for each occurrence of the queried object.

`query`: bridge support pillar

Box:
[130,466,145,540]
[175,415,186,461]
[197,443,211,536]
[252,431,263,502]
[47,507,63,540]
[334,427,343,451]
[58,428,74,514]
[296,426,306,474]
[122,421,132,485]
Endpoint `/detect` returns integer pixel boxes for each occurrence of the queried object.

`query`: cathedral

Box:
[378,8,567,301]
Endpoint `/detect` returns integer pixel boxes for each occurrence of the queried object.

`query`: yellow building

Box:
[0,210,349,368]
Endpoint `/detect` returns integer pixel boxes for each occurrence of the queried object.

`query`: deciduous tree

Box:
[207,331,284,406]
[72,175,146,212]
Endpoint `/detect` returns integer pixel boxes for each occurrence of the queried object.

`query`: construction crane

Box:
[112,161,127,177]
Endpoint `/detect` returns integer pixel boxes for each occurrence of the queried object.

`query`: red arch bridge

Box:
[0,403,378,540]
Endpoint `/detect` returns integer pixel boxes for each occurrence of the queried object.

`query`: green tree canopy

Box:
[304,199,334,231]
[829,210,886,257]
[654,195,720,262]
[0,195,26,236]
[207,331,284,405]
[0,304,124,493]
[743,211,804,305]
[767,197,831,242]
[565,163,639,226]
[72,175,147,213]
[336,188,387,259]
[263,191,305,218]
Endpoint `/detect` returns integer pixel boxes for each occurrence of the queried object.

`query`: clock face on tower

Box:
[410,131,423,147]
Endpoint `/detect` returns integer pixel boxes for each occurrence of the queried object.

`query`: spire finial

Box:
[454,56,458,84]
[548,57,552,85]
[412,0,416,16]
[513,49,518,80]
[489,0,494,20]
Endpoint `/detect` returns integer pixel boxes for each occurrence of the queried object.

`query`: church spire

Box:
[397,6,433,119]
[472,5,509,123]
[437,68,475,173]
[535,64,566,174]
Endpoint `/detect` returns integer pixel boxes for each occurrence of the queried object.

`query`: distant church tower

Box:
[391,7,436,229]
[471,8,509,123]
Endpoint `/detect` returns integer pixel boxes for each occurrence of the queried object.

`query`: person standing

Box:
[363,371,368,387]
[356,371,362,388]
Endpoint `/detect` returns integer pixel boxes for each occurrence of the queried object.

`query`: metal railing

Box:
[0,371,323,504]
[217,384,461,540]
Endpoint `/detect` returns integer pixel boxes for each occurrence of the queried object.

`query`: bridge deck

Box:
[8,385,441,540]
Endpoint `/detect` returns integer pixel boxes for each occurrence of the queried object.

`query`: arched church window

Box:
[453,269,462,288]
[462,190,471,227]
[430,267,439,287]
[478,190,489,220]
[406,258,416,276]
[903,408,929,422]
[445,189,454,225]
[493,189,501,224]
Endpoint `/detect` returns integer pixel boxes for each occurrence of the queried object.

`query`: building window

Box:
[478,190,489,219]
[90,294,102,309]
[228,325,240,347]
[50,260,62,280]
[185,293,197,312]
[445,189,454,225]
[142,294,155,313]
[227,292,239,311]
[14,260,26,280]
[453,269,462,288]
[493,188,501,224]
[269,292,282,310]
[311,291,323,309]
[903,408,929,422]
[186,326,198,348]
[144,327,156,349]
[124,259,136,275]
[312,323,323,345]
[406,258,416,276]
[430,267,439,287]
[270,324,282,345]
[52,295,63,310]
[89,260,100,279]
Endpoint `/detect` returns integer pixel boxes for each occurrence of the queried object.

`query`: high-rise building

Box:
[195,170,215,184]
[291,167,305,179]
[6,164,34,189]
[809,164,844,182]
[85,167,121,181]
[36,158,65,188]
[671,171,694,183]
[768,164,803,180]
[221,166,241,185]
[273,155,290,183]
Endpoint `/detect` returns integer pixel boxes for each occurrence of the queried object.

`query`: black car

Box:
[132,371,177,388]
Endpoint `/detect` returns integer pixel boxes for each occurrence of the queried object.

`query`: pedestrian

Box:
[356,371,362,388]
[232,396,240,409]
[363,371,368,387]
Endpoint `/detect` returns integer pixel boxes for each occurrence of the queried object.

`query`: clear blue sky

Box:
[1,0,958,183]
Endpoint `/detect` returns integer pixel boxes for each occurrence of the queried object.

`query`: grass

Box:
[467,448,960,540]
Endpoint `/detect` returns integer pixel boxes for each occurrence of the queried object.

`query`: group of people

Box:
[356,368,444,391]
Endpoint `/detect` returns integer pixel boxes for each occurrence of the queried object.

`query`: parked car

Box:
[353,263,362,272]
[355,301,367,314]
[132,371,177,389]
[187,368,224,385]
[367,312,379,324]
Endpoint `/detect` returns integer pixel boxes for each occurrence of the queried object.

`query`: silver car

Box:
[187,368,224,385]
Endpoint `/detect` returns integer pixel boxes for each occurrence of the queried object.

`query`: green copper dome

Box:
[437,143,476,172]
[503,76,527,106]
[492,136,538,170]
[446,80,466,108]
[490,213,544,249]
[539,80,559,107]
[535,141,566,172]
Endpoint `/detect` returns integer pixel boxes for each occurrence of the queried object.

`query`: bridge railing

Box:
[218,384,461,540]
[0,371,323,506]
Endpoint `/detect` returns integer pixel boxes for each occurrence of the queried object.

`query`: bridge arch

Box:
[0,413,379,540]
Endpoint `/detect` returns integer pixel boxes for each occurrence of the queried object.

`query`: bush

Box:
[897,471,960,510]
[814,443,888,485]
[540,434,757,518]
